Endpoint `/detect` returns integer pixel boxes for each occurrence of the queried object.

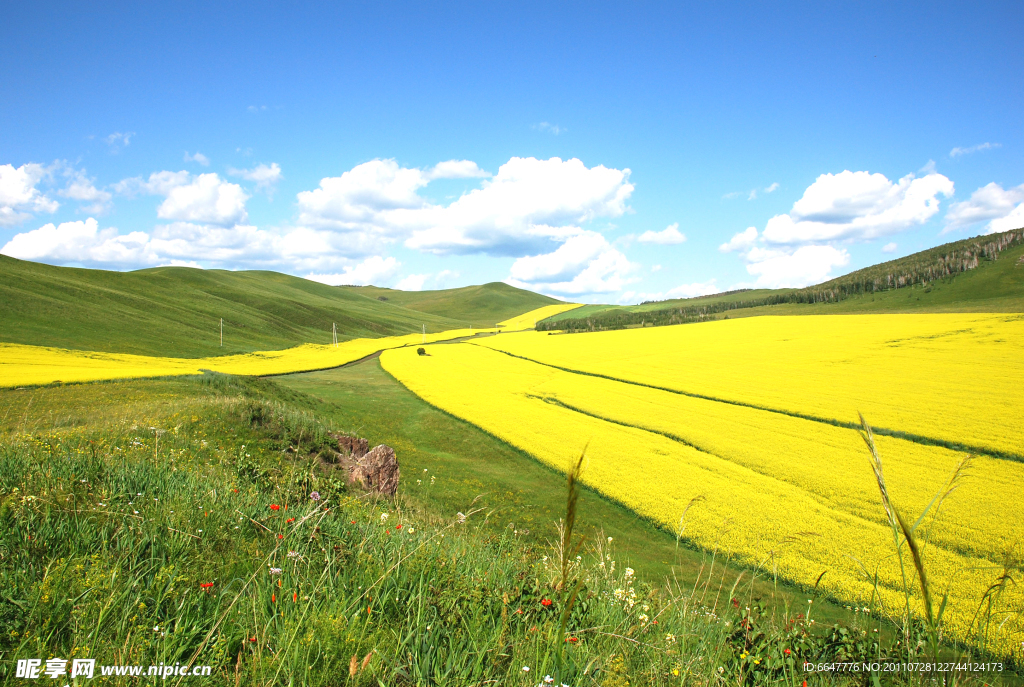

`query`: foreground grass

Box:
[276,357,871,631]
[0,377,1016,685]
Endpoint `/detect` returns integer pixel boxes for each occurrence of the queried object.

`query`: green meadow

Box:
[2,230,1022,684]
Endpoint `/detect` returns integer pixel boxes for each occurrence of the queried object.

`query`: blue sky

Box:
[2,1,1021,303]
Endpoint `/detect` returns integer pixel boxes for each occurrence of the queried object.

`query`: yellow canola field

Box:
[481,313,1024,459]
[498,303,581,331]
[381,342,1024,657]
[0,329,479,388]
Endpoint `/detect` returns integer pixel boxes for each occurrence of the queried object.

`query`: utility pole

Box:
[422,324,426,344]
[332,322,338,347]
[220,318,223,347]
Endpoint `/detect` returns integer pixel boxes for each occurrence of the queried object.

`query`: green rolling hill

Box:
[350,282,560,325]
[0,256,554,357]
[541,228,1024,330]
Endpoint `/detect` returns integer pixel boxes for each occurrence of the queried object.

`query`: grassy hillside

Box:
[352,282,560,326]
[0,258,546,358]
[542,228,1024,330]
[5,373,1006,685]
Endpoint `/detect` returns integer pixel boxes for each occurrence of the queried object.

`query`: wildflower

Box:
[269,504,281,511]
[269,567,282,575]
[607,536,613,543]
[277,534,283,539]
[293,592,298,602]
[456,512,466,524]
[566,636,578,643]
[396,524,402,529]
[380,513,389,522]
[665,633,676,644]
[544,676,554,684]
[286,518,295,524]
[522,666,530,673]
[200,582,214,589]
[386,530,390,535]
[287,551,300,559]
[249,637,256,642]
[638,613,649,623]
[672,669,680,677]
[408,528,415,533]
[310,491,321,501]
[784,648,791,655]
[540,598,552,607]
[271,593,276,603]
[351,520,356,524]
[232,489,238,493]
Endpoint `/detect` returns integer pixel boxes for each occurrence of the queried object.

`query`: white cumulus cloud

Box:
[944,182,1024,234]
[1,218,153,268]
[184,151,210,166]
[305,256,400,286]
[507,231,637,298]
[719,227,759,253]
[638,223,686,245]
[744,245,851,289]
[395,273,430,291]
[761,170,953,244]
[60,168,112,214]
[425,160,490,180]
[113,170,192,197]
[620,280,720,304]
[0,163,59,226]
[228,163,283,196]
[950,142,1000,158]
[296,156,633,259]
[105,131,134,151]
[882,242,897,253]
[155,173,249,226]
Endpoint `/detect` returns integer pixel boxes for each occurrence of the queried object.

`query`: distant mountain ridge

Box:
[539,227,1024,331]
[0,257,556,357]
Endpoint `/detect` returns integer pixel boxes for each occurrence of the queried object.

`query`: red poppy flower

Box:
[540,598,552,607]
[269,504,280,511]
[249,637,256,642]
[277,534,283,539]
[396,524,402,529]
[286,518,295,524]
[784,649,791,655]
[386,530,390,535]
[351,521,356,524]
[565,636,579,643]
[232,489,238,493]
[293,592,298,602]
[200,582,214,589]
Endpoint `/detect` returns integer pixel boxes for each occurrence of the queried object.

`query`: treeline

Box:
[537,228,1024,333]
